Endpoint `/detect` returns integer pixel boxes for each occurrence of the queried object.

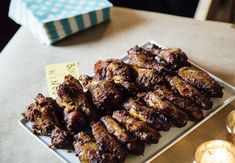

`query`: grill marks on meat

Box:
[166,75,213,110]
[91,122,127,162]
[123,98,171,131]
[94,59,135,92]
[154,85,204,122]
[178,67,223,97]
[130,65,165,91]
[74,132,114,163]
[112,110,160,144]
[127,46,169,75]
[138,92,188,127]
[79,75,122,114]
[101,116,145,155]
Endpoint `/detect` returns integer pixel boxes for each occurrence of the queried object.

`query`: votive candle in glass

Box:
[226,110,235,143]
[194,140,235,163]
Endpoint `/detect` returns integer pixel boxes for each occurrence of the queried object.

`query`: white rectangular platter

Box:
[19,40,235,163]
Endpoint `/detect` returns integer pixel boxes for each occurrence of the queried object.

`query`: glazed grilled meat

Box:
[138,92,188,127]
[101,116,145,155]
[112,110,160,144]
[50,128,72,149]
[154,85,204,122]
[79,75,122,114]
[22,93,63,135]
[166,75,213,110]
[57,75,97,121]
[94,59,135,92]
[130,66,165,90]
[63,108,87,135]
[74,132,113,163]
[127,46,169,75]
[123,98,171,131]
[146,44,189,68]
[91,122,127,163]
[178,67,223,97]
[56,75,99,134]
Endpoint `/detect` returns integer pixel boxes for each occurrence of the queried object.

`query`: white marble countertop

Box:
[0,7,235,163]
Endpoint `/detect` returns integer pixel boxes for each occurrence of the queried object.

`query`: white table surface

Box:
[0,7,235,163]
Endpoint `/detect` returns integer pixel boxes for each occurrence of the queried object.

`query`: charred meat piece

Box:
[50,128,72,149]
[139,92,188,127]
[112,110,160,144]
[130,65,165,90]
[147,44,189,68]
[57,75,97,121]
[166,75,213,109]
[101,116,145,155]
[74,132,113,163]
[91,122,127,163]
[127,46,169,75]
[154,85,204,122]
[123,98,171,131]
[178,67,223,98]
[56,75,99,134]
[32,117,57,135]
[94,59,135,92]
[56,100,87,135]
[63,108,87,135]
[79,75,122,114]
[22,93,63,135]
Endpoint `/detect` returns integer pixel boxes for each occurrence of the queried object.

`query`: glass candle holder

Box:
[194,140,235,163]
[226,110,235,143]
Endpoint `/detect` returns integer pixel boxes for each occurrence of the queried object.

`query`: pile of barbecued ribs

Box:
[22,43,223,163]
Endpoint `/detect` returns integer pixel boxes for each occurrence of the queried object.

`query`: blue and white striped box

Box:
[9,0,113,44]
